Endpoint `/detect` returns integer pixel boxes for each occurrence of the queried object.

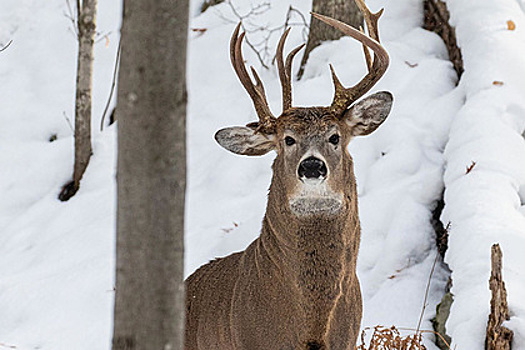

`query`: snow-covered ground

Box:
[442,1,525,349]
[0,0,523,349]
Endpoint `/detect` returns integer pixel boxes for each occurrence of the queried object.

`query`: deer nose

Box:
[298,156,327,179]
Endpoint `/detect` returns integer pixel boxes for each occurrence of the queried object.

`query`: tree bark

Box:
[486,244,513,350]
[423,0,464,79]
[298,0,362,79]
[59,0,97,201]
[112,0,188,349]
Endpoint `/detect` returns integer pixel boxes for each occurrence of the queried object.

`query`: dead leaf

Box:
[507,20,516,31]
[221,222,239,233]
[493,81,504,86]
[466,161,476,174]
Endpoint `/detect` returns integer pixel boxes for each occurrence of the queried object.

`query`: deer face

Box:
[216,93,392,217]
[215,11,392,217]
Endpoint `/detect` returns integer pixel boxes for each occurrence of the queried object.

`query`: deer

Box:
[185,1,392,349]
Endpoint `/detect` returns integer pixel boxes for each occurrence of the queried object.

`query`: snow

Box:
[442,0,525,349]
[0,0,523,349]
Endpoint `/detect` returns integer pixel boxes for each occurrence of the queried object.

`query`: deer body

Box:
[186,2,393,349]
[186,126,362,349]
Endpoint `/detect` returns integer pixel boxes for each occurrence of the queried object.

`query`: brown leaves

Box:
[507,20,516,31]
[355,326,427,350]
[492,81,504,86]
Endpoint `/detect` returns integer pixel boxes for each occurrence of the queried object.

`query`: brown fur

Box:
[185,108,375,350]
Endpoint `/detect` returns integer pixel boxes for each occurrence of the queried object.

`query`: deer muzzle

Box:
[298,156,328,180]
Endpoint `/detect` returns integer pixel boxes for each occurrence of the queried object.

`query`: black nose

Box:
[298,156,327,179]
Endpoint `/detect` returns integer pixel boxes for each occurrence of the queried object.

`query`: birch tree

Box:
[59,0,97,201]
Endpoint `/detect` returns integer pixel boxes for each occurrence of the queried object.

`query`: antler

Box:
[275,28,305,111]
[230,23,275,132]
[311,0,389,117]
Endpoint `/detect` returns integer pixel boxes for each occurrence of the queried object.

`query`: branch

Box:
[214,1,308,70]
[100,36,121,131]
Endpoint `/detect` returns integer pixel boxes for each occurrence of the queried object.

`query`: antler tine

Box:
[230,23,275,132]
[276,28,305,111]
[355,0,383,42]
[355,0,383,72]
[312,3,389,117]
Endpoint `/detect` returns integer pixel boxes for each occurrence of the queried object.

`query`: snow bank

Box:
[443,0,525,348]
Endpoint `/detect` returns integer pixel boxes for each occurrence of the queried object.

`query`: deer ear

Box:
[343,91,393,136]
[215,126,276,156]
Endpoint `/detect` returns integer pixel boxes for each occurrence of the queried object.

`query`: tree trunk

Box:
[298,0,362,79]
[486,244,513,350]
[59,0,97,201]
[112,0,188,348]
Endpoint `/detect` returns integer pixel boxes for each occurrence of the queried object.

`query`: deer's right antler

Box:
[312,0,389,117]
[230,23,276,133]
[230,23,306,132]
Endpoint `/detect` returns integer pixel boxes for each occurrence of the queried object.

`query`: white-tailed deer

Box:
[186,1,392,349]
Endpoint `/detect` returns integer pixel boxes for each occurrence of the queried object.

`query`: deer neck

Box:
[258,176,360,337]
[261,194,360,286]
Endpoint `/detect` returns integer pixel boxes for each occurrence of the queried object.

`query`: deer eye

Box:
[285,136,296,146]
[329,134,340,145]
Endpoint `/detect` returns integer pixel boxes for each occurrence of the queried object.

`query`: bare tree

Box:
[59,0,97,201]
[112,0,188,348]
[298,0,362,79]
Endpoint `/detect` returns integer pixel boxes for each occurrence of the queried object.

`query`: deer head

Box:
[215,1,393,218]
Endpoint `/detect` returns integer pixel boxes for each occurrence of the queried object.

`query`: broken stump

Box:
[485,244,513,350]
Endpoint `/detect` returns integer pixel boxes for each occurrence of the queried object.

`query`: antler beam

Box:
[311,0,389,117]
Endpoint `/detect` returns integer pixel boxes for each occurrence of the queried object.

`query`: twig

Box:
[64,0,79,37]
[397,327,453,350]
[100,36,121,131]
[287,6,309,39]
[416,252,440,334]
[465,161,476,174]
[223,1,270,69]
[63,111,74,133]
[215,1,308,70]
[95,30,112,44]
[0,40,13,52]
